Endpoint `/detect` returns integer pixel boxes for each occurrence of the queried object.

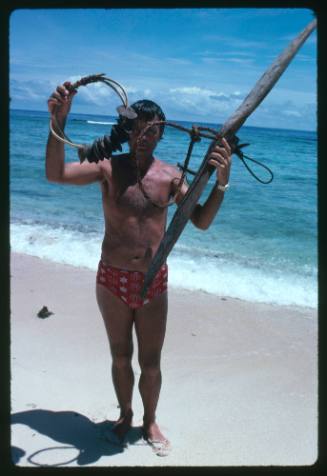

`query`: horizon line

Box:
[9,107,317,135]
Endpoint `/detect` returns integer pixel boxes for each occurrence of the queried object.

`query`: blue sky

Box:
[10,8,317,131]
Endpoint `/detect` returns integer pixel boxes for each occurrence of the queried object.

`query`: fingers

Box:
[47,82,77,114]
[208,138,232,186]
[209,139,231,168]
[222,137,231,155]
[63,81,76,91]
[208,157,228,169]
[209,155,230,185]
[209,152,228,166]
[211,138,231,160]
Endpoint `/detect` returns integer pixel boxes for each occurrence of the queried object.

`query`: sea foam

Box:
[10,222,317,310]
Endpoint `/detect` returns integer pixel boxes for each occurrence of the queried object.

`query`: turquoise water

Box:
[10,109,317,309]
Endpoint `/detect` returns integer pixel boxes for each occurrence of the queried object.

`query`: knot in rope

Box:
[190,126,201,143]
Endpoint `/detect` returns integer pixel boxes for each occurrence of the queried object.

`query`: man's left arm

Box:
[174,138,232,230]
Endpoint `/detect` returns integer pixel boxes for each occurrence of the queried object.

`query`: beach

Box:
[10,252,318,467]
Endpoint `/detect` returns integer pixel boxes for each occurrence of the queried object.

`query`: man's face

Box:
[128,115,162,158]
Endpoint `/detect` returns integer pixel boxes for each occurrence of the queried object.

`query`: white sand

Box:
[10,252,318,467]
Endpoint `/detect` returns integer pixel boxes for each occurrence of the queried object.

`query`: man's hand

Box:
[208,138,232,186]
[47,81,77,121]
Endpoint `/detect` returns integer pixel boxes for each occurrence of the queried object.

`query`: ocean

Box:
[10,109,317,309]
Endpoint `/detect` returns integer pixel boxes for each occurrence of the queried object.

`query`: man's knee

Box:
[111,342,133,368]
[139,352,161,376]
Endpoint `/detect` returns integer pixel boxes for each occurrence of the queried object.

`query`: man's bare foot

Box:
[105,409,133,445]
[113,410,133,439]
[143,422,171,457]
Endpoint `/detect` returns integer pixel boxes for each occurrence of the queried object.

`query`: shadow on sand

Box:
[11,409,144,466]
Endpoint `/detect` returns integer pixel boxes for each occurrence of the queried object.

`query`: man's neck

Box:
[133,153,155,176]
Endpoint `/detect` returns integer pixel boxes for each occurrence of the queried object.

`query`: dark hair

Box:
[130,99,166,136]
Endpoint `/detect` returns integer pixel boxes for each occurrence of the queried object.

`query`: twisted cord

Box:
[49,74,131,150]
[134,121,222,208]
[134,121,274,208]
[50,75,274,205]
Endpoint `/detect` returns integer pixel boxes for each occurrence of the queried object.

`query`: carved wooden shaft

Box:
[220,18,317,137]
[141,18,317,298]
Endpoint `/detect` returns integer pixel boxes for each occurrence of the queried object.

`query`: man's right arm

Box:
[46,81,102,185]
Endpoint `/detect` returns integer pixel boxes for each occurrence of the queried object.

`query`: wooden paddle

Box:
[141,18,317,298]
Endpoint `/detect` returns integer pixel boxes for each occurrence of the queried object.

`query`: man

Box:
[46,81,232,456]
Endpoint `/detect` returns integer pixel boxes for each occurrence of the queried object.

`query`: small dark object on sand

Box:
[37,306,54,319]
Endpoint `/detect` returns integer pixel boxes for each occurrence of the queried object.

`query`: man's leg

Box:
[96,284,135,440]
[134,291,169,451]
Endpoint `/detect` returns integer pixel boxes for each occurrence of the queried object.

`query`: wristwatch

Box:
[216,182,230,192]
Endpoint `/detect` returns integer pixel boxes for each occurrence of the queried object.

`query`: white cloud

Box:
[166,57,193,66]
[163,85,246,122]
[248,98,316,130]
[226,58,254,65]
[9,76,317,131]
[203,34,267,50]
[125,86,138,93]
[169,86,244,103]
[10,78,53,101]
[170,86,214,96]
[201,57,221,65]
[282,109,301,117]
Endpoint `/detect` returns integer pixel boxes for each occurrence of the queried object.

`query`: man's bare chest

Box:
[117,173,172,210]
[101,156,175,215]
[116,182,156,214]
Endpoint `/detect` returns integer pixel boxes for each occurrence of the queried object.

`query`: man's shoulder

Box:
[98,156,113,180]
[154,158,181,178]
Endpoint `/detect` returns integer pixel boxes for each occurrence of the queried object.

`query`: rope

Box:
[49,74,274,204]
[134,122,221,208]
[134,121,274,208]
[232,143,274,184]
[49,73,135,149]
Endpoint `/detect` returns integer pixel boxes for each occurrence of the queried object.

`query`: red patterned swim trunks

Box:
[96,260,168,309]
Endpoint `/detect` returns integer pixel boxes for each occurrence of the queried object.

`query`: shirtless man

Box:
[46,81,232,456]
